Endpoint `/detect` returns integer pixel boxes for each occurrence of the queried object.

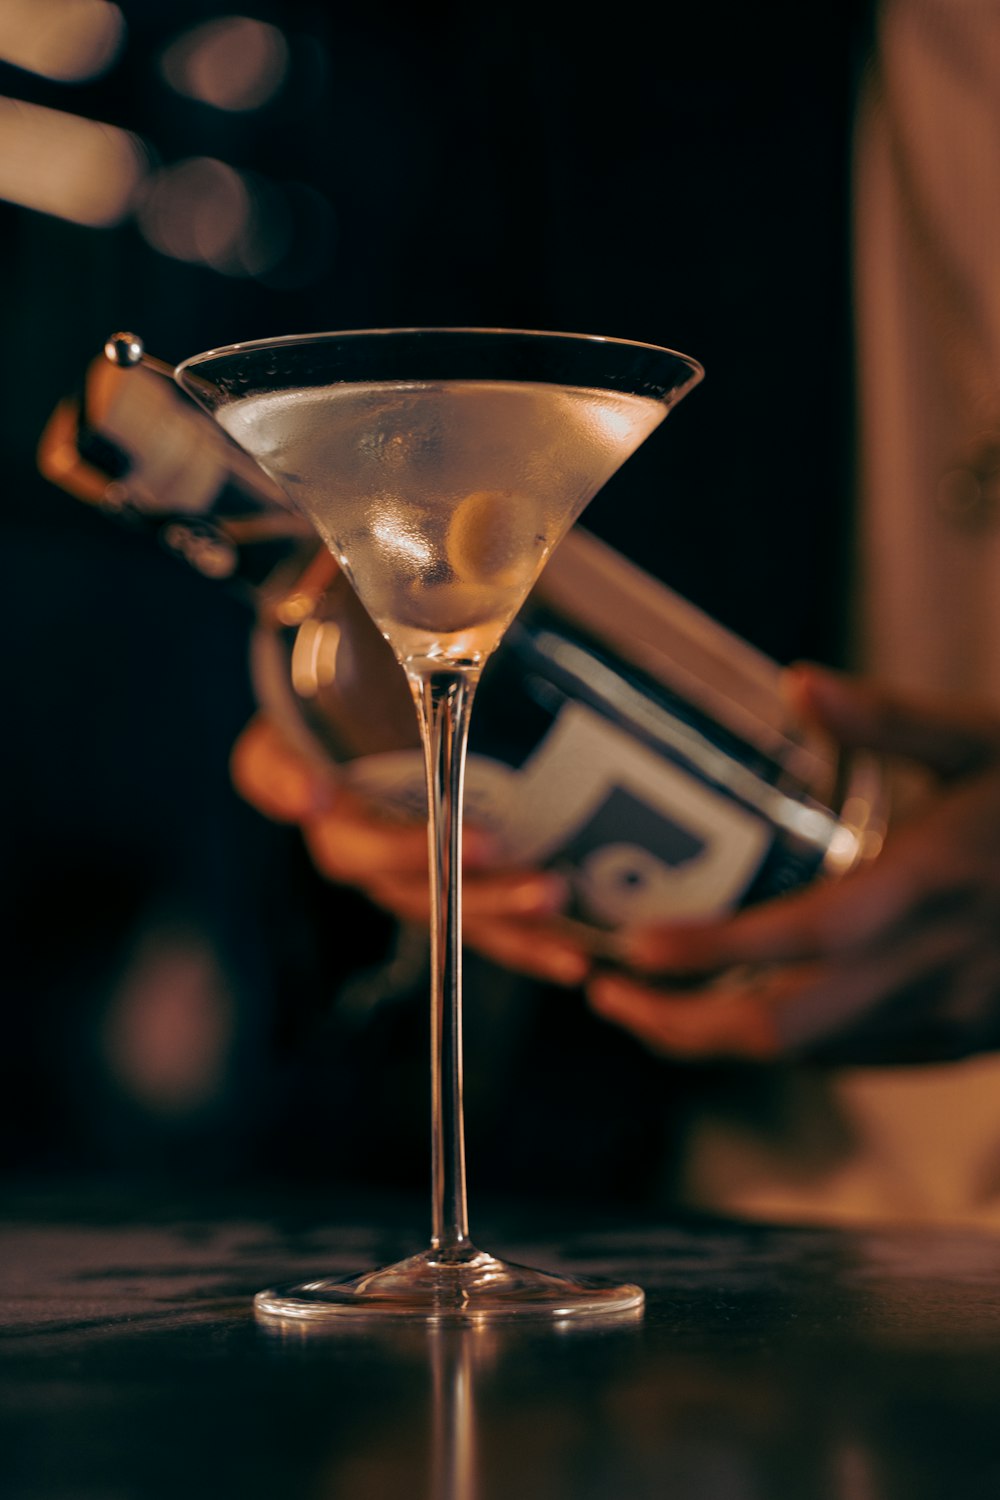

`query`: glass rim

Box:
[174,325,705,384]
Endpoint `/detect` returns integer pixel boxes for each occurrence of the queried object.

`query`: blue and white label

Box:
[499,704,770,924]
[345,702,771,926]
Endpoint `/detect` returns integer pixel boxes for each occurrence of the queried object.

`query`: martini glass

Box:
[175,327,703,1322]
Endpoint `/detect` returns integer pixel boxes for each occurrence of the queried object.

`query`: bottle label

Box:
[346,701,771,926]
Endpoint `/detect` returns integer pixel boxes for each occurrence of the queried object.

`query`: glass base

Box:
[254,1244,644,1326]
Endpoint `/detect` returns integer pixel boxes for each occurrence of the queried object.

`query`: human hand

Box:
[230,715,592,987]
[587,665,1000,1065]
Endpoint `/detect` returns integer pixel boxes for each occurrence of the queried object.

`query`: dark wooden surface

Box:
[3,1179,1000,1498]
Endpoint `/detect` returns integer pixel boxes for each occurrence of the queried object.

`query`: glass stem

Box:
[407,665,481,1259]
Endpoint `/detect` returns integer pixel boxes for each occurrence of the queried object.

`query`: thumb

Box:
[784,663,1000,780]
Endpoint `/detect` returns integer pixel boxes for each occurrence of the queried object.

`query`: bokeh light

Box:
[0,95,146,226]
[135,156,280,276]
[159,15,289,112]
[135,156,336,284]
[0,0,124,82]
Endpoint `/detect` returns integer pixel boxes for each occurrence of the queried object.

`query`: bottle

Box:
[252,528,886,943]
[37,349,317,593]
[40,348,887,948]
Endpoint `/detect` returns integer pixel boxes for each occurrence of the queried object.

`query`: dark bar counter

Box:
[3,1179,1000,1498]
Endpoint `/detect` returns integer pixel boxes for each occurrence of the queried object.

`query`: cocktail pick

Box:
[103,331,174,379]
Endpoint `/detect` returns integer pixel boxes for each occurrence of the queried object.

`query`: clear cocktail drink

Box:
[218,380,666,667]
[176,328,703,1322]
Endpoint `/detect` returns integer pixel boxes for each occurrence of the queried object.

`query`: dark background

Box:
[0,1,870,1197]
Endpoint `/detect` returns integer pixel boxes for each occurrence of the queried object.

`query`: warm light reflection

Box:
[371,513,434,568]
[103,923,236,1115]
[0,0,124,81]
[291,618,341,698]
[135,157,289,276]
[159,15,288,112]
[0,96,145,226]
